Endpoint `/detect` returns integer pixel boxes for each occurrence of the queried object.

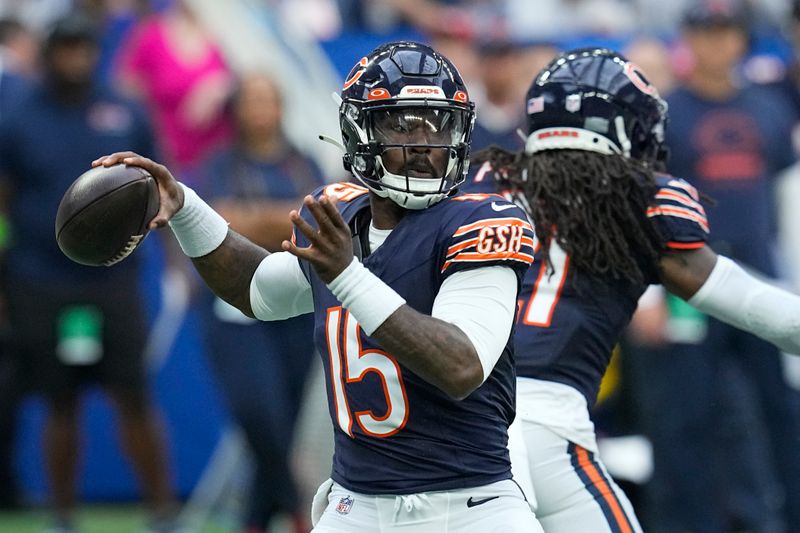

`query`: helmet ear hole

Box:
[353,155,373,176]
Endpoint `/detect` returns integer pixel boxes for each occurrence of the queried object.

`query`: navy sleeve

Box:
[649,176,710,250]
[440,194,535,279]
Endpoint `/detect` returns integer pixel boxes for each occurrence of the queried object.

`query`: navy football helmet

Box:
[339,41,475,209]
[524,47,668,164]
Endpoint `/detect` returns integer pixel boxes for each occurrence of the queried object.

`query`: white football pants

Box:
[508,418,643,533]
[311,478,544,532]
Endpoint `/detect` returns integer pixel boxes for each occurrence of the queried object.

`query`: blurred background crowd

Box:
[1,0,800,532]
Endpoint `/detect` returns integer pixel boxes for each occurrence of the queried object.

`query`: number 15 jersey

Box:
[293,183,535,495]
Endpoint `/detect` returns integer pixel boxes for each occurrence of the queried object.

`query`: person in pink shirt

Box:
[116,0,233,183]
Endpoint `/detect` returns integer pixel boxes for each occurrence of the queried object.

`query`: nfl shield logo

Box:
[566,94,582,113]
[527,96,544,114]
[336,495,354,515]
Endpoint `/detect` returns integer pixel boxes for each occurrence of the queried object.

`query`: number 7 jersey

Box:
[514,175,711,405]
[293,183,535,495]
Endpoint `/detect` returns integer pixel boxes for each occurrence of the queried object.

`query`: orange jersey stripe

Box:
[441,251,534,272]
[666,240,705,250]
[449,251,534,262]
[647,206,710,233]
[452,193,505,202]
[446,237,481,257]
[667,179,700,201]
[655,190,706,215]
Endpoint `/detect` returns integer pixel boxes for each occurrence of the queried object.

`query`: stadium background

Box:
[2,0,800,531]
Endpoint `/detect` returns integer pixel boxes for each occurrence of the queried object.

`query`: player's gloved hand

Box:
[92,152,184,230]
[282,194,354,284]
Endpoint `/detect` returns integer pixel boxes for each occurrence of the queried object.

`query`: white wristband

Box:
[327,257,406,335]
[168,183,229,258]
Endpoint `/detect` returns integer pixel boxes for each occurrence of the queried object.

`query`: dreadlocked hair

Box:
[472,146,666,285]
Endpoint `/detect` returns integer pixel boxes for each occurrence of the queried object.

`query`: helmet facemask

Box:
[338,41,475,210]
[342,99,473,209]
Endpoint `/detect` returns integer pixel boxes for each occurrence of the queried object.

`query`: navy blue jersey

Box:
[293,182,535,494]
[513,175,710,405]
[666,84,796,276]
[0,82,155,283]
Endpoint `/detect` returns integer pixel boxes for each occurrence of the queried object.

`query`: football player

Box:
[95,42,544,532]
[471,47,800,532]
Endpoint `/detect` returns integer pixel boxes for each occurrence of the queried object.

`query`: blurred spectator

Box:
[428,32,479,88]
[350,0,503,39]
[624,37,677,96]
[775,1,800,292]
[199,72,323,533]
[0,17,38,78]
[469,38,539,154]
[506,0,636,42]
[0,18,35,121]
[77,0,153,83]
[754,0,800,122]
[0,16,36,512]
[279,0,343,41]
[0,0,71,35]
[116,0,233,184]
[465,39,557,194]
[0,12,180,533]
[632,1,800,531]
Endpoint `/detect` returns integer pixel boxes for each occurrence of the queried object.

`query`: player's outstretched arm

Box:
[284,194,488,400]
[93,152,268,316]
[368,306,487,400]
[660,246,800,354]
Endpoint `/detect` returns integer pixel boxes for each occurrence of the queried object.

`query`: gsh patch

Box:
[336,495,354,515]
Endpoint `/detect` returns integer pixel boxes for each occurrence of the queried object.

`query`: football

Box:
[55,164,160,266]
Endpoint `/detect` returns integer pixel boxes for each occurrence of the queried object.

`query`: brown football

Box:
[55,164,160,266]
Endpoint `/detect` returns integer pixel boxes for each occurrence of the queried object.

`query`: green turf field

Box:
[0,505,231,533]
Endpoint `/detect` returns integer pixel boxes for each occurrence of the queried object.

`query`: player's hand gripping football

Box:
[282,195,353,284]
[92,152,185,230]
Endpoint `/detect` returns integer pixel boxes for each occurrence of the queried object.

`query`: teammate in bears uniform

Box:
[95,41,544,532]
[469,47,800,533]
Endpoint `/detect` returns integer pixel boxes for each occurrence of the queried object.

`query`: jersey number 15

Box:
[326,307,410,438]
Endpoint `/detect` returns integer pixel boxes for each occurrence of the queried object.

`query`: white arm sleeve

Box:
[249,251,314,321]
[432,266,519,383]
[689,255,800,354]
